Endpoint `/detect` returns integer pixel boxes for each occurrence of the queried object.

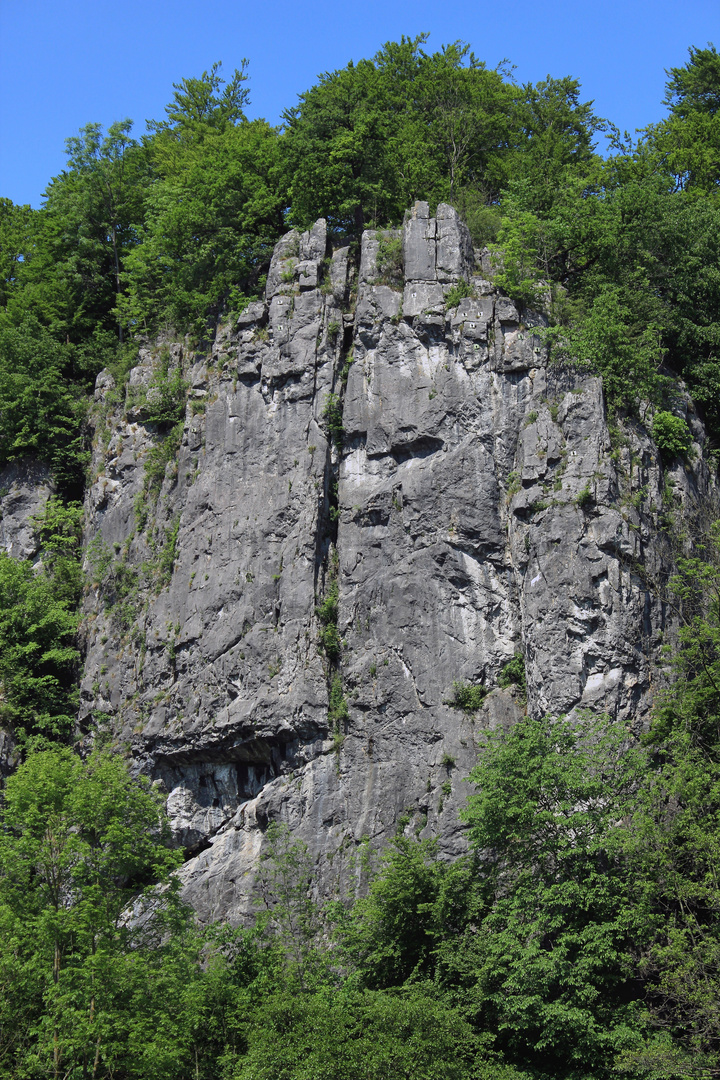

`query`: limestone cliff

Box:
[67,202,712,921]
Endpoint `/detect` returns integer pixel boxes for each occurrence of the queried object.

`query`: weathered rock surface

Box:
[0,460,54,560]
[69,202,712,922]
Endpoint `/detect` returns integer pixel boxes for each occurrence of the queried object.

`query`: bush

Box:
[143,349,188,429]
[376,233,403,283]
[328,672,349,725]
[323,392,344,448]
[445,278,475,310]
[498,653,527,700]
[449,681,486,711]
[575,483,592,508]
[652,410,692,458]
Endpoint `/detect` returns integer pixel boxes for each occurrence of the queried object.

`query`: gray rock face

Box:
[0,459,56,777]
[76,205,713,923]
[0,460,54,560]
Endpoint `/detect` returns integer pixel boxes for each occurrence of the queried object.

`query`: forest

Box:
[1,34,720,1079]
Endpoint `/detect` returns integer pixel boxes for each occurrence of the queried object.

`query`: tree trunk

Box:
[53,939,61,1080]
[354,204,364,237]
[110,224,124,344]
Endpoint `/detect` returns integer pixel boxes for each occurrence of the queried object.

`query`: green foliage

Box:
[1,121,149,351]
[316,578,339,628]
[497,652,527,699]
[328,672,349,726]
[491,198,549,308]
[506,470,521,496]
[575,482,593,507]
[646,44,720,193]
[449,680,486,711]
[456,195,502,247]
[561,286,668,408]
[143,349,188,428]
[0,497,83,745]
[50,121,149,341]
[0,197,35,309]
[652,409,693,458]
[489,133,720,431]
[652,519,720,751]
[0,553,79,744]
[0,320,88,493]
[341,836,473,987]
[503,76,605,214]
[282,36,518,232]
[229,986,492,1080]
[376,232,403,282]
[322,391,344,447]
[152,61,251,136]
[157,516,180,587]
[0,747,189,1078]
[454,714,648,1073]
[120,67,284,335]
[444,277,475,309]
[319,621,341,662]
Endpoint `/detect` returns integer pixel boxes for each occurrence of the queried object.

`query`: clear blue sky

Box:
[1,0,719,207]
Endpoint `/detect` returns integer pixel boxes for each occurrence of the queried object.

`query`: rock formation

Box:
[21,201,707,922]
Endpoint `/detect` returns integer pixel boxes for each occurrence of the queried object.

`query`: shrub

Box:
[445,278,475,310]
[575,483,592,508]
[376,233,403,283]
[498,653,527,703]
[143,348,188,429]
[449,681,486,711]
[652,410,692,458]
[328,673,349,726]
[323,392,344,448]
[317,578,341,660]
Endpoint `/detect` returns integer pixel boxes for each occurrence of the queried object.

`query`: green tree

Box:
[415,44,516,203]
[0,319,89,492]
[7,122,149,348]
[121,65,283,333]
[454,713,652,1076]
[0,496,82,746]
[149,60,251,138]
[58,121,147,341]
[0,198,36,309]
[341,835,478,990]
[282,35,517,231]
[0,748,187,1079]
[504,76,605,213]
[282,48,405,233]
[0,553,79,744]
[647,44,720,193]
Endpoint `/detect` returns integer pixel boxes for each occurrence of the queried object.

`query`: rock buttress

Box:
[78,203,712,922]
